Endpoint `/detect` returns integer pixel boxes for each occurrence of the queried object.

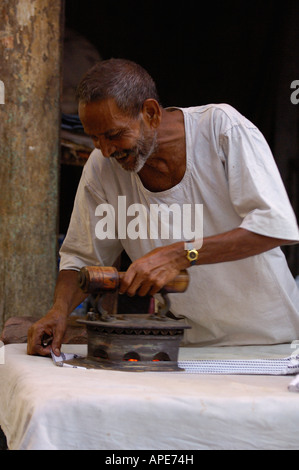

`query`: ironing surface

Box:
[1,343,299,450]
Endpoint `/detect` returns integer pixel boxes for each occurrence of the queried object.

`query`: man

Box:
[27,58,299,356]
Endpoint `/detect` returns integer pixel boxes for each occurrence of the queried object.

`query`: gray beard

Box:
[111,130,158,173]
[133,132,158,173]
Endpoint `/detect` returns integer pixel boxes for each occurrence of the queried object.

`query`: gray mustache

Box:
[111,150,131,159]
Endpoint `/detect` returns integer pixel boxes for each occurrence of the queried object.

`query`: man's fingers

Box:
[27,314,67,357]
[118,243,184,297]
[119,268,167,297]
[51,316,68,356]
[51,339,62,357]
[27,339,52,357]
[120,269,154,296]
[27,324,45,355]
[119,269,138,295]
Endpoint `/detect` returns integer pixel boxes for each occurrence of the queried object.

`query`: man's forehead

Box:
[89,126,123,137]
[79,98,127,120]
[79,99,135,134]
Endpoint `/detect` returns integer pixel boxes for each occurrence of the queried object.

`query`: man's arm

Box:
[190,227,296,264]
[27,270,88,356]
[119,227,296,297]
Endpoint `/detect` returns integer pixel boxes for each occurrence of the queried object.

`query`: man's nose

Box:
[94,137,116,157]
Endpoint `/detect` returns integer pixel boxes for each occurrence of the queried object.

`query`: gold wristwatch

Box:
[184,242,199,266]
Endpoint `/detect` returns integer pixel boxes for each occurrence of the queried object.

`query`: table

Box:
[0,343,299,450]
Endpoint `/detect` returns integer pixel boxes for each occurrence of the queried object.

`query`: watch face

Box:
[187,249,198,262]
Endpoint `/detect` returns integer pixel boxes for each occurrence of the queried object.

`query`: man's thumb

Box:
[51,336,62,357]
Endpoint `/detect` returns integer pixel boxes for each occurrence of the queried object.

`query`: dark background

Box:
[62,0,299,275]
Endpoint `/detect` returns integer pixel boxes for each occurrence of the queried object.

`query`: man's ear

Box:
[142,99,162,128]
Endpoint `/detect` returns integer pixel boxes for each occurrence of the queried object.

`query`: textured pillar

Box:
[0,0,64,330]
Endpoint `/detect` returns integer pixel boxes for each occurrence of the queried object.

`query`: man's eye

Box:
[108,132,123,140]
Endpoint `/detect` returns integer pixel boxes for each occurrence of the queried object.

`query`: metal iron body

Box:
[64,266,190,371]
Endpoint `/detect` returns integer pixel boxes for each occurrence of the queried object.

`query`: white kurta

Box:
[60,104,299,346]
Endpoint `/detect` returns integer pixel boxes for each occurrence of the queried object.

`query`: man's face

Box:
[79,99,157,172]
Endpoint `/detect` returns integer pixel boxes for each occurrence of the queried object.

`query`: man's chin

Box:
[115,154,136,171]
[116,154,147,173]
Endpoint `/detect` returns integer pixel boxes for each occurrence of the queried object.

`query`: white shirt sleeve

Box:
[59,165,123,271]
[219,121,299,241]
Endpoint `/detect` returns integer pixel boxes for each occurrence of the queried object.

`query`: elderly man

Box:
[27,58,299,356]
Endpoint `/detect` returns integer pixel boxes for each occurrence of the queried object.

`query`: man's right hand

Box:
[27,269,88,357]
[27,309,68,357]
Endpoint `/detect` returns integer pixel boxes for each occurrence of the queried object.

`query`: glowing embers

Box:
[94,350,171,363]
[122,351,170,362]
[123,351,140,362]
[152,352,170,362]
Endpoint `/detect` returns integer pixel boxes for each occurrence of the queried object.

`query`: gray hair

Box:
[76,58,161,117]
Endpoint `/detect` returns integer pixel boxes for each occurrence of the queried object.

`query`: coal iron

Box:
[64,266,191,371]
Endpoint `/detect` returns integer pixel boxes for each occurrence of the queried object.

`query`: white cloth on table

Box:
[1,343,299,450]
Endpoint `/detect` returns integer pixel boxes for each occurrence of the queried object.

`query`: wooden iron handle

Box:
[78,266,189,294]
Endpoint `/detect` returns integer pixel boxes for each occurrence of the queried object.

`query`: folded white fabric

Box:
[178,357,299,375]
[51,349,299,375]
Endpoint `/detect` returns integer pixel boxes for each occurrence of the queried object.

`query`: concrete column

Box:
[0,0,64,330]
